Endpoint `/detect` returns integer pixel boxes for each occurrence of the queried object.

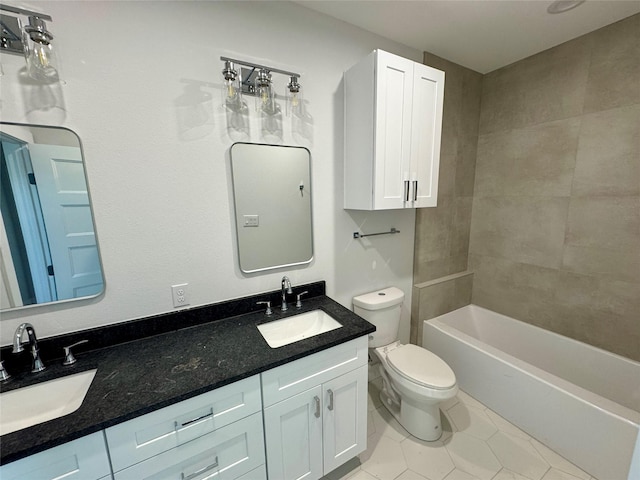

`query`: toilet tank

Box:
[353,287,404,347]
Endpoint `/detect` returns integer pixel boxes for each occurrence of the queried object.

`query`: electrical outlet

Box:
[171,283,190,308]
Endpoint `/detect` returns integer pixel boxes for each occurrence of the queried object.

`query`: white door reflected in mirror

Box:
[0,122,105,311]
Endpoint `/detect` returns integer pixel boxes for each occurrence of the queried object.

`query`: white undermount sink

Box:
[257,310,343,348]
[0,369,97,436]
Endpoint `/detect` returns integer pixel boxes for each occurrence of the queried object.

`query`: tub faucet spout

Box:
[281,276,293,311]
[13,323,46,373]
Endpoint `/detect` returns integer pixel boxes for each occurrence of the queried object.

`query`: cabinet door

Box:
[322,366,368,473]
[264,386,323,480]
[0,431,111,480]
[410,63,445,208]
[373,50,415,210]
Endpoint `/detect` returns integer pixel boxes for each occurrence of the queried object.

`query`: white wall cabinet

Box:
[0,431,111,480]
[344,49,445,210]
[262,337,368,480]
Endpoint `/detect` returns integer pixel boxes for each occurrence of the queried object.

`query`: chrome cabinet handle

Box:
[314,396,321,418]
[181,456,219,480]
[404,180,410,202]
[175,408,214,430]
[327,389,334,411]
[413,180,418,201]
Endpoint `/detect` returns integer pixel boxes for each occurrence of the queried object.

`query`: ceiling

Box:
[294,0,640,73]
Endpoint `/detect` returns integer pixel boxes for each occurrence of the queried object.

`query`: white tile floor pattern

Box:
[322,374,599,480]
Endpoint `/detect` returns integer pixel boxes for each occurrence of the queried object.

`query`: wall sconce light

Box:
[286,76,302,116]
[220,56,301,115]
[254,69,273,113]
[222,60,241,106]
[0,4,57,81]
[23,16,57,81]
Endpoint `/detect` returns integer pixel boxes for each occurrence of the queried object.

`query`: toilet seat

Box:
[386,344,456,390]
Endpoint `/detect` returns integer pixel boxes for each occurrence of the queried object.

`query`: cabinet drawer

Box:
[261,337,367,407]
[106,375,261,472]
[113,411,265,480]
[0,431,111,480]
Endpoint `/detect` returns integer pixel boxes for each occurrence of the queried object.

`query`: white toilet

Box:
[353,287,457,441]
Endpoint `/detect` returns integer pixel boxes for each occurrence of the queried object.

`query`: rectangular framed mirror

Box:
[1,122,105,311]
[230,142,313,274]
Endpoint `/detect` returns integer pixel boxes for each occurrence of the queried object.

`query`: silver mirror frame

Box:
[0,121,105,311]
[230,142,314,274]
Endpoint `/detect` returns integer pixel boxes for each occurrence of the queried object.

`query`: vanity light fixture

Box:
[0,4,58,81]
[220,56,302,113]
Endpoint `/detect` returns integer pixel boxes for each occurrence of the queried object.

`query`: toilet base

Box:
[379,390,444,442]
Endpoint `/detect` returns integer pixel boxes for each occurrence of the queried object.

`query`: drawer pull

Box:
[181,456,219,480]
[404,180,410,202]
[413,180,418,201]
[313,396,321,418]
[176,409,214,429]
[327,389,334,411]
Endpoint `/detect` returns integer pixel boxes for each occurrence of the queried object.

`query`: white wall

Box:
[0,1,419,345]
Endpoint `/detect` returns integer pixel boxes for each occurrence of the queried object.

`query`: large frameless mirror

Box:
[1,122,104,311]
[230,142,313,273]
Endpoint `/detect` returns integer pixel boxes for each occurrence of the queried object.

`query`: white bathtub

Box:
[423,305,640,480]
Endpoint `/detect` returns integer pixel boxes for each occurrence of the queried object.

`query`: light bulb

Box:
[26,42,57,80]
[254,70,272,112]
[225,79,236,99]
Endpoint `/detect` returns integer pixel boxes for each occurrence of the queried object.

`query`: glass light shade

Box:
[254,70,274,113]
[25,42,58,81]
[23,17,58,82]
[222,61,242,108]
[286,76,302,116]
[287,89,303,116]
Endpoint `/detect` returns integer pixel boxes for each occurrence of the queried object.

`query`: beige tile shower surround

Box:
[413,14,640,361]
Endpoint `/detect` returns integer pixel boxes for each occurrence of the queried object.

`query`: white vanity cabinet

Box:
[0,431,111,480]
[344,49,445,210]
[262,337,368,480]
[106,374,265,480]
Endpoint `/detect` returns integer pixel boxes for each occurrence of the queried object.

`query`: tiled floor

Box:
[323,373,599,480]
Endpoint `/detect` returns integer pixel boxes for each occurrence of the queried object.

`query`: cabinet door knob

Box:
[313,396,321,418]
[327,389,334,411]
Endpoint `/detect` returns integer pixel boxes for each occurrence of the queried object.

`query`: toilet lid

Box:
[386,344,456,389]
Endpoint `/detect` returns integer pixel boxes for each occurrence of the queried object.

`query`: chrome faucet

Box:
[281,276,293,311]
[13,323,45,373]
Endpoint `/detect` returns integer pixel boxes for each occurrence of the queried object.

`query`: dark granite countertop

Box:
[0,287,374,465]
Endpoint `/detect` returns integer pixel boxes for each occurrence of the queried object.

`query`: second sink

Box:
[0,369,97,436]
[257,310,342,348]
